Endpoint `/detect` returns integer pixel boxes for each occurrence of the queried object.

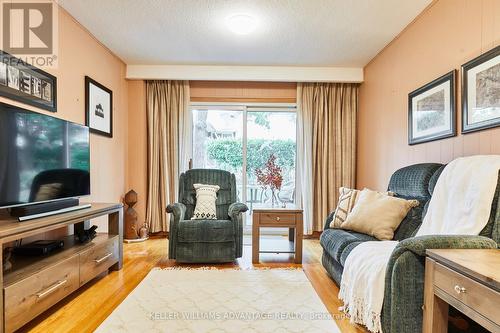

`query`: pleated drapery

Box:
[145,80,190,233]
[298,83,358,232]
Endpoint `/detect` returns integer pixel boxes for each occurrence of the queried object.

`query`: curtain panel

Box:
[298,82,358,232]
[145,80,190,233]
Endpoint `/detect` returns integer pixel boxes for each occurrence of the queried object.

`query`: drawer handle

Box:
[36,279,68,299]
[276,216,281,221]
[454,285,466,294]
[94,252,113,264]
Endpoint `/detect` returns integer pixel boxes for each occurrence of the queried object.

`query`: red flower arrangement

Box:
[255,154,283,206]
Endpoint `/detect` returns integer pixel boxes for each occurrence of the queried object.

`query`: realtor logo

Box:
[0,0,58,67]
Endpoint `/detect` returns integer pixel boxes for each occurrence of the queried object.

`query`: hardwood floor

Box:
[21,236,366,333]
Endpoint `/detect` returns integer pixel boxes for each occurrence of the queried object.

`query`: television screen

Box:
[0,102,90,209]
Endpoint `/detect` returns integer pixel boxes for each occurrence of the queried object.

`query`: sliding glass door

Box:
[192,108,244,198]
[191,104,297,230]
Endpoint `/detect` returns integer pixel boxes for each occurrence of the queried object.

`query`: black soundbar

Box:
[10,198,80,219]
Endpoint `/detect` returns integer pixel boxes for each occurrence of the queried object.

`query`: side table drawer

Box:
[434,262,500,325]
[79,236,119,285]
[4,256,79,332]
[259,212,296,226]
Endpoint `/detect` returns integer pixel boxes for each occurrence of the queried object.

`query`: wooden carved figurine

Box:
[124,190,139,240]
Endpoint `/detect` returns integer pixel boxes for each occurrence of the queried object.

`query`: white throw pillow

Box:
[191,184,220,220]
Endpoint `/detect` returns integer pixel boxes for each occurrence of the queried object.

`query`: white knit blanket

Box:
[339,155,500,333]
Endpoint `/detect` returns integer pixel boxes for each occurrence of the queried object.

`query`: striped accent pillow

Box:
[329,187,359,228]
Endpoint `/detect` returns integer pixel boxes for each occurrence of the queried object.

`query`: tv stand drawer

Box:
[79,236,119,285]
[4,256,79,332]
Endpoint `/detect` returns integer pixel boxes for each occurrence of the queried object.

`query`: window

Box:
[191,104,297,228]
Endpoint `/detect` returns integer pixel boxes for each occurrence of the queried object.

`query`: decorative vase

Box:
[271,190,279,208]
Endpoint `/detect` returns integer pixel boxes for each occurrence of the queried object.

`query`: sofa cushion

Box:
[393,204,425,241]
[388,163,442,201]
[320,228,377,262]
[428,165,446,195]
[178,219,234,242]
[339,241,365,266]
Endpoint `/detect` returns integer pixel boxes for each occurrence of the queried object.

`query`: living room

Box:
[0,0,498,332]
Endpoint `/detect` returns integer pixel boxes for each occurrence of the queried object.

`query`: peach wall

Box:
[0,8,128,231]
[358,0,500,191]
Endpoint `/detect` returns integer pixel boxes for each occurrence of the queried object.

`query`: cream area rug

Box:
[96,268,340,333]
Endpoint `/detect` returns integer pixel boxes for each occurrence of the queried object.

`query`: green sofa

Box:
[320,163,500,333]
[167,169,248,263]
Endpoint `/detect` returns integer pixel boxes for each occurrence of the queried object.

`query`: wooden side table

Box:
[252,207,303,264]
[423,249,500,333]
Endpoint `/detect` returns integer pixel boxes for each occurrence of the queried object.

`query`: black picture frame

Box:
[461,45,500,134]
[85,76,113,138]
[408,70,456,145]
[0,51,57,112]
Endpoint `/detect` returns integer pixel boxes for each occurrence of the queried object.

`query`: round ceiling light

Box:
[226,14,257,35]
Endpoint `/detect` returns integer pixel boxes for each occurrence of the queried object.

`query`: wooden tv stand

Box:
[0,203,123,333]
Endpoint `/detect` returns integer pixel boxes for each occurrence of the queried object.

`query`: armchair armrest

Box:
[166,203,186,259]
[396,234,497,257]
[228,202,248,218]
[166,202,186,219]
[228,202,248,258]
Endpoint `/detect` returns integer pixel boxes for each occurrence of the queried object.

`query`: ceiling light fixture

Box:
[226,14,257,35]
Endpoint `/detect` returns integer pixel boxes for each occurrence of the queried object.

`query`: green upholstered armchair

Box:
[167,169,248,263]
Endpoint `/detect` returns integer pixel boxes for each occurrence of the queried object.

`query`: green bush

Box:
[207,139,296,175]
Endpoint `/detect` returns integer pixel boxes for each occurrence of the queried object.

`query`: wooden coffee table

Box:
[252,207,303,264]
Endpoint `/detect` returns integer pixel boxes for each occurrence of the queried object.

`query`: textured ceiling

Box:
[58,0,431,67]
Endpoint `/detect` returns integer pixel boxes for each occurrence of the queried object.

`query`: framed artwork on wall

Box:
[85,76,113,138]
[408,70,456,145]
[0,51,57,112]
[461,45,500,134]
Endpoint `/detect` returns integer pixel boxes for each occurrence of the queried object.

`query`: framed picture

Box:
[85,76,113,137]
[461,45,500,133]
[0,51,57,112]
[408,70,456,145]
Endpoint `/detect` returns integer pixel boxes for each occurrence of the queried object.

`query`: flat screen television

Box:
[0,102,90,209]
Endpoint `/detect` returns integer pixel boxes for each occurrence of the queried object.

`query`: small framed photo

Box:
[0,51,57,112]
[461,45,500,133]
[408,70,456,145]
[7,66,19,90]
[32,77,41,98]
[85,76,113,138]
[0,62,7,86]
[19,71,31,94]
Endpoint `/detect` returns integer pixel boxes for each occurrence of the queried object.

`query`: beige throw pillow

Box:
[329,187,395,228]
[340,188,419,240]
[191,184,220,220]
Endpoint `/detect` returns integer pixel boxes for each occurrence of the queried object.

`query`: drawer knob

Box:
[454,285,466,294]
[36,279,68,299]
[94,252,113,264]
[276,216,281,221]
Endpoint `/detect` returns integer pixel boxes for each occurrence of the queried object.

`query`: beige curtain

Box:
[298,83,358,232]
[145,80,190,233]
